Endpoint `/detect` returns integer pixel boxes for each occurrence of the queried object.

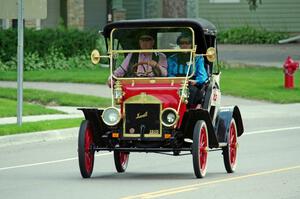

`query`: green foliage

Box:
[0,28,99,70]
[0,51,97,71]
[0,67,109,84]
[0,28,98,61]
[0,118,83,136]
[0,98,62,117]
[218,26,289,44]
[95,35,109,64]
[221,66,300,103]
[0,87,111,107]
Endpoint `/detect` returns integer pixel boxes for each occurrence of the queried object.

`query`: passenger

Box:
[107,33,167,87]
[168,34,208,108]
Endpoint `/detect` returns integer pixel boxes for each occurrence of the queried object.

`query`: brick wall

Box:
[67,0,84,29]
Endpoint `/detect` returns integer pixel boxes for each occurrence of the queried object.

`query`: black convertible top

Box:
[102,18,217,37]
[102,18,217,54]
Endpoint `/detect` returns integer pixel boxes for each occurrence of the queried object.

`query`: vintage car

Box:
[78,18,244,178]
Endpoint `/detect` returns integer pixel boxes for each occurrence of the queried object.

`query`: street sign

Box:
[0,0,47,19]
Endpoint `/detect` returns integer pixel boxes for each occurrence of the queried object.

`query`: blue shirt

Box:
[167,54,208,85]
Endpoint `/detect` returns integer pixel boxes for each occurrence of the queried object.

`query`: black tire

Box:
[114,151,129,173]
[222,118,238,173]
[192,120,209,178]
[78,120,95,178]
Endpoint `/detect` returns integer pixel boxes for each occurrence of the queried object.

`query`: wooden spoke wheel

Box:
[192,120,208,178]
[78,120,95,178]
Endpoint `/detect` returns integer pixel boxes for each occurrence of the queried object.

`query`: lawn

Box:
[0,87,110,135]
[0,98,62,117]
[0,67,110,84]
[0,87,111,107]
[0,118,83,136]
[1,66,299,103]
[221,66,300,103]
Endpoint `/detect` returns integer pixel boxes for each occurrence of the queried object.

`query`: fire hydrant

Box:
[283,56,299,89]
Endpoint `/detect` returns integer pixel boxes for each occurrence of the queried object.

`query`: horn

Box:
[91,49,101,64]
[206,47,216,62]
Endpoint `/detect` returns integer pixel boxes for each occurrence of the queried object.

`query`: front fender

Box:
[180,109,219,148]
[215,106,244,143]
[78,108,106,143]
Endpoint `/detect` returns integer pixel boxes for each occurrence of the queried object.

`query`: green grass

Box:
[0,118,83,136]
[0,98,62,117]
[0,67,110,84]
[0,87,111,107]
[221,66,300,103]
[1,67,300,103]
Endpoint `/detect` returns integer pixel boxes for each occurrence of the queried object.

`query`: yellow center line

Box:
[121,165,300,199]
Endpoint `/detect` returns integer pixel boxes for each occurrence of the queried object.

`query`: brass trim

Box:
[123,93,162,138]
[90,49,110,65]
[113,80,123,104]
[111,49,195,54]
[109,27,197,83]
[196,47,216,62]
[117,77,185,84]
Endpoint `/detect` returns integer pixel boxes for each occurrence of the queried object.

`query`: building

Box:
[1,0,300,32]
[1,0,108,30]
[120,0,300,32]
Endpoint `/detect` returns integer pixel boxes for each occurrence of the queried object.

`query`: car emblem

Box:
[129,128,135,134]
[136,111,148,119]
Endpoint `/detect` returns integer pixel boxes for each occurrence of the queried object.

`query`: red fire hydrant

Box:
[283,56,299,89]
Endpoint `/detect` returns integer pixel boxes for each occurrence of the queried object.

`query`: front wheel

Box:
[114,151,129,173]
[222,118,238,173]
[78,120,95,178]
[192,120,209,178]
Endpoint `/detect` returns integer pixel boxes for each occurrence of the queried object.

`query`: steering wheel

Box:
[132,61,155,77]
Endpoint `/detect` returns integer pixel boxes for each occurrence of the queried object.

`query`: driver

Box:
[109,33,167,84]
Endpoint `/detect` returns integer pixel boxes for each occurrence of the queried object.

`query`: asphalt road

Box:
[1,100,300,199]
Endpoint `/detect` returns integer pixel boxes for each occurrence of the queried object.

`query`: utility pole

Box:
[17,0,24,125]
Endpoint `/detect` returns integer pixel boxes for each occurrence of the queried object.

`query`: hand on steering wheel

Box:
[132,60,158,77]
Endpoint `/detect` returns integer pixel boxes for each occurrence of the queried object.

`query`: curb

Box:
[0,127,78,148]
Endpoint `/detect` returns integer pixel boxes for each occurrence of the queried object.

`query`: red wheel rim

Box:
[229,121,237,168]
[119,152,129,168]
[199,126,208,172]
[84,125,94,173]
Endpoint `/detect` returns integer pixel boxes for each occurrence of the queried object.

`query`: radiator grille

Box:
[124,103,161,137]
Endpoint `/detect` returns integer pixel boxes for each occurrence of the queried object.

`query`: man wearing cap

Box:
[111,33,167,78]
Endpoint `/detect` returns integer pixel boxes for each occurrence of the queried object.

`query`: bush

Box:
[218,26,289,44]
[0,28,99,62]
[0,52,96,71]
[0,27,102,71]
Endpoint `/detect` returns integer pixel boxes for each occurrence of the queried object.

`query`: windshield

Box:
[109,27,196,79]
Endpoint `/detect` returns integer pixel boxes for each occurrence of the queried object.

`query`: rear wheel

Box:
[114,151,129,172]
[222,118,238,173]
[78,120,95,178]
[192,120,208,178]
